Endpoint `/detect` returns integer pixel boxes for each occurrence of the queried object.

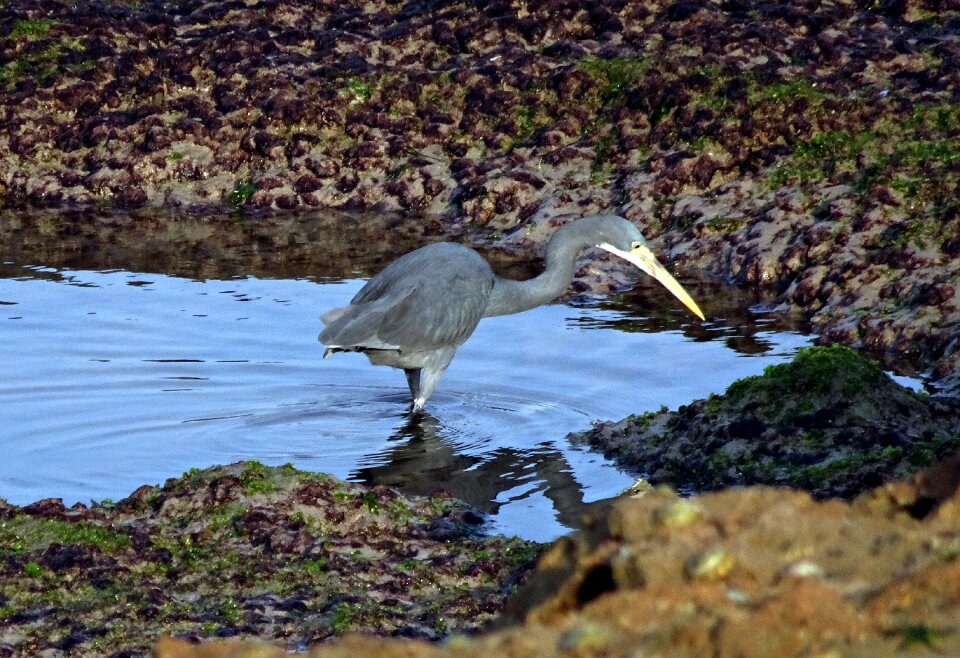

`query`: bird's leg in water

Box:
[406,366,447,413]
[404,369,423,411]
[414,367,446,413]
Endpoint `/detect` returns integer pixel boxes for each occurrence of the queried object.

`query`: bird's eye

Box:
[631,241,642,249]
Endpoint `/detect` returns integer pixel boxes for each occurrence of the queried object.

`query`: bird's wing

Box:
[319,243,494,353]
[319,281,418,350]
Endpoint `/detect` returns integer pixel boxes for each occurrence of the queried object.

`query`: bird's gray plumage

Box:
[320,214,704,412]
[321,242,493,353]
[320,242,494,409]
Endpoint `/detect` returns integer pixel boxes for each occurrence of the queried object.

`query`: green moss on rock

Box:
[573,346,960,499]
[0,462,541,656]
[725,344,883,422]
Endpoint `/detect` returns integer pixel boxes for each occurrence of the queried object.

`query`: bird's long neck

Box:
[482,226,593,318]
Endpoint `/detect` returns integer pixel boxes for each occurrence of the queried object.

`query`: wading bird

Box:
[320,214,704,412]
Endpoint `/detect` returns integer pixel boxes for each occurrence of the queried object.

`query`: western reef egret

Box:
[320,214,704,412]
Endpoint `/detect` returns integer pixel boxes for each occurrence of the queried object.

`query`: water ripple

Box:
[0,266,816,540]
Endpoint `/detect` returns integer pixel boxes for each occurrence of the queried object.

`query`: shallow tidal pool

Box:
[1,211,817,541]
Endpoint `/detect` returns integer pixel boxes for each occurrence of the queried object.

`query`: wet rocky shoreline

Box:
[573,344,960,499]
[5,430,960,658]
[2,0,960,655]
[1,0,957,385]
[0,463,541,656]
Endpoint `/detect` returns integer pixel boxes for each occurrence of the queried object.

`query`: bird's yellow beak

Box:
[599,242,705,321]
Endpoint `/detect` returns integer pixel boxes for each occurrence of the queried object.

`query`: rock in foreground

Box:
[156,451,960,658]
[0,463,539,656]
[574,345,960,498]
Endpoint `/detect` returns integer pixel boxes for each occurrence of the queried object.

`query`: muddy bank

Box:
[0,0,957,385]
[0,463,539,657]
[160,449,960,658]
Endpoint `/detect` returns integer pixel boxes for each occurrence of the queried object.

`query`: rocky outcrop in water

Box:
[573,345,960,497]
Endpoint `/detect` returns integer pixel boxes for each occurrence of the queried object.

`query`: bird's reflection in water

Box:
[352,411,609,532]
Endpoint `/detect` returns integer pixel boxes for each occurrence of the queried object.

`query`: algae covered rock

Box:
[154,451,960,658]
[572,345,960,498]
[0,462,539,657]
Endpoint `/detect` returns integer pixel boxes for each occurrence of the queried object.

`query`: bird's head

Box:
[584,215,706,321]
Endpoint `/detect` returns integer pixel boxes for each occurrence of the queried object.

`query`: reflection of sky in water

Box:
[0,264,824,541]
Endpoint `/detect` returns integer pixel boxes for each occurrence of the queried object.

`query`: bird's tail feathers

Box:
[320,306,349,326]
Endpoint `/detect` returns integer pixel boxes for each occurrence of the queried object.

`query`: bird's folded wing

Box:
[375,275,491,351]
[320,276,492,353]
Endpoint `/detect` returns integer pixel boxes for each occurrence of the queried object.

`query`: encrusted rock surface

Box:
[572,345,960,498]
[2,1,960,655]
[0,0,957,384]
[157,450,960,658]
[0,463,539,657]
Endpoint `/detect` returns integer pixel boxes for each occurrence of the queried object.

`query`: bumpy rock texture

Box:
[0,0,957,386]
[159,451,960,658]
[0,463,539,657]
[573,345,960,498]
[2,3,960,655]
